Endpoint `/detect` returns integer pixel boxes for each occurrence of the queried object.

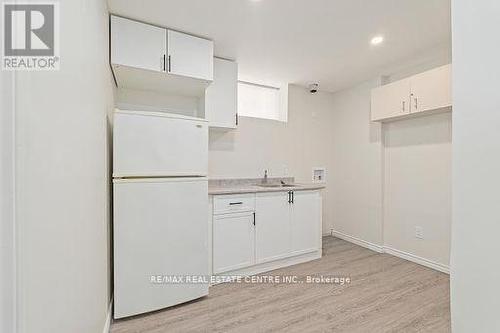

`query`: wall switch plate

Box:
[415,226,424,239]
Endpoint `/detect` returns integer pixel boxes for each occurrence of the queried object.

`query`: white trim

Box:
[332,231,384,253]
[102,298,113,333]
[383,246,450,274]
[331,231,450,274]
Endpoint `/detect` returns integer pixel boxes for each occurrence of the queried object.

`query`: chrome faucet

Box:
[263,170,268,184]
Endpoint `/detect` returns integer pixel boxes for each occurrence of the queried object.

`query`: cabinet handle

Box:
[291,191,294,204]
[288,191,291,204]
[168,55,171,72]
[235,113,238,126]
[162,54,166,71]
[253,212,256,226]
[229,202,243,205]
[414,97,418,110]
[402,101,406,112]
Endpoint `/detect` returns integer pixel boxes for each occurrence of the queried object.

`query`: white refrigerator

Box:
[113,110,209,319]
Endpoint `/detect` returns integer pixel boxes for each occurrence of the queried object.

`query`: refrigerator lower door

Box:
[113,177,208,319]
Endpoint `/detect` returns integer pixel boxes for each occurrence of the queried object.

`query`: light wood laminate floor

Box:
[111,237,450,333]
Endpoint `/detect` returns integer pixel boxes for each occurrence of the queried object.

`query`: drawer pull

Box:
[229,202,243,205]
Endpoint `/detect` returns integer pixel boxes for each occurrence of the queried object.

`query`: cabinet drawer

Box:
[213,194,255,215]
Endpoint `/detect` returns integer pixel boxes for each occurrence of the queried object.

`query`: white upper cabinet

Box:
[371,64,452,122]
[168,30,213,81]
[205,58,238,129]
[111,16,166,72]
[410,64,451,114]
[371,78,411,121]
[110,15,213,97]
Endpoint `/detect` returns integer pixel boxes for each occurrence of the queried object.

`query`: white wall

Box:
[328,61,451,268]
[14,1,113,333]
[208,84,336,234]
[1,69,15,333]
[115,88,201,118]
[451,0,500,331]
[329,79,384,246]
[384,113,451,266]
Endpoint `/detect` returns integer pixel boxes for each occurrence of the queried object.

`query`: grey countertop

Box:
[208,177,325,195]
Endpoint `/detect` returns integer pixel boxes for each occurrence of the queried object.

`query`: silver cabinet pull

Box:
[229,202,243,205]
[402,101,406,112]
[414,97,418,110]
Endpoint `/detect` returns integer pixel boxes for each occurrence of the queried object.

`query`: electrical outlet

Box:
[415,226,424,240]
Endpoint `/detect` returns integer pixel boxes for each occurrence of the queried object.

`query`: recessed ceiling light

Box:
[371,36,384,45]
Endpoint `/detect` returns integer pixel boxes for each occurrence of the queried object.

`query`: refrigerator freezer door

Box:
[113,111,208,177]
[113,177,208,318]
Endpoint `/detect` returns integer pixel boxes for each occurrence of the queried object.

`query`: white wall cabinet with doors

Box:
[167,30,213,81]
[111,16,166,73]
[110,15,213,96]
[371,64,451,122]
[204,58,238,129]
[371,78,411,121]
[211,190,322,277]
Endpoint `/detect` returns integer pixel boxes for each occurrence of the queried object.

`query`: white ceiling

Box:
[108,0,451,93]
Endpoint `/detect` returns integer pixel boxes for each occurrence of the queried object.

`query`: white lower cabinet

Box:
[255,192,291,263]
[290,191,321,255]
[213,212,255,274]
[211,190,321,275]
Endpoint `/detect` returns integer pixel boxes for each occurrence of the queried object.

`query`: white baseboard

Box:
[331,230,449,274]
[102,297,113,333]
[383,246,450,274]
[332,231,384,253]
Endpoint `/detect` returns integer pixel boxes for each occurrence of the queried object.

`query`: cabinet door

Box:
[410,64,452,114]
[255,192,291,263]
[205,58,238,128]
[290,191,321,255]
[111,16,166,72]
[213,212,255,274]
[168,30,213,80]
[371,78,411,121]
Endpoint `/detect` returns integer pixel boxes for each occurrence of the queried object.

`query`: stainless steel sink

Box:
[257,184,298,188]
